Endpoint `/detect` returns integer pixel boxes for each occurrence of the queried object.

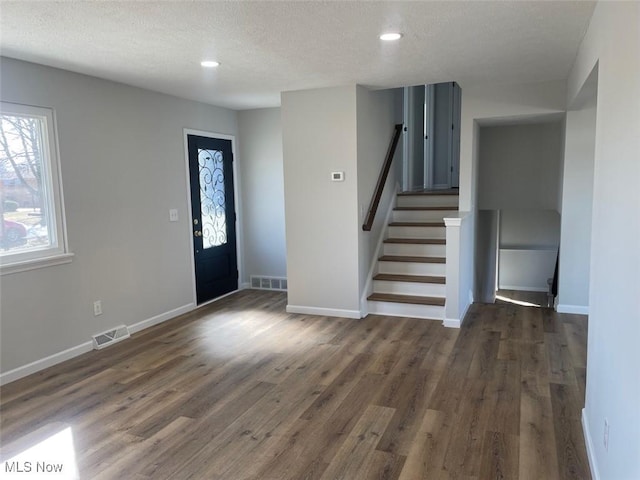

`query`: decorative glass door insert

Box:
[198,148,227,248]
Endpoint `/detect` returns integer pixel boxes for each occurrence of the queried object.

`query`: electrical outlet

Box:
[93,300,102,316]
[604,418,609,451]
[169,209,179,222]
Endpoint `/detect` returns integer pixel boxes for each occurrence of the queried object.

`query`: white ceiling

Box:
[0,1,595,110]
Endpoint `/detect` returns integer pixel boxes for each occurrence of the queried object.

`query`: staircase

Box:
[367,189,459,320]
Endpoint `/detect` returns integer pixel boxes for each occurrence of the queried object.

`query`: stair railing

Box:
[362,124,403,231]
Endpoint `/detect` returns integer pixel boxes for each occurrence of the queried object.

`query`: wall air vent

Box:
[249,276,288,292]
[92,325,130,350]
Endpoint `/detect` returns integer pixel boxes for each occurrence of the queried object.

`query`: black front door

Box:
[187,134,237,304]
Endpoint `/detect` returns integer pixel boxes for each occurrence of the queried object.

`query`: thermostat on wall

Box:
[331,171,345,182]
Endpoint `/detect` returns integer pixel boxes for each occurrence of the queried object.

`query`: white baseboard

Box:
[240,282,251,290]
[443,318,461,328]
[557,304,589,315]
[443,297,472,329]
[128,303,195,335]
[0,302,197,386]
[0,341,93,386]
[286,304,361,319]
[582,408,600,480]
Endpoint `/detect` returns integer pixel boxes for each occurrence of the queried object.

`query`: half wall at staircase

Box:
[281,85,402,318]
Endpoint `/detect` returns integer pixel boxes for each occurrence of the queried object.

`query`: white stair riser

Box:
[378,261,446,276]
[392,210,457,222]
[367,300,445,320]
[383,242,446,257]
[373,280,446,297]
[396,195,459,208]
[388,225,446,239]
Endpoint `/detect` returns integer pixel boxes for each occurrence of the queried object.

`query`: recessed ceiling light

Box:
[379,32,403,41]
[200,60,220,68]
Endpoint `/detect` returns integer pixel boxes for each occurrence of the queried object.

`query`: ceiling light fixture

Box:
[379,32,402,41]
[200,60,220,68]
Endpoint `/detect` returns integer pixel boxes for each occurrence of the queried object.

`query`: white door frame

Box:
[183,128,244,307]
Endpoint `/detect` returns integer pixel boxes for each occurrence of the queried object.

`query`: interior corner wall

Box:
[0,57,238,375]
[281,86,360,316]
[475,210,498,303]
[458,80,566,309]
[356,86,401,306]
[567,3,640,479]
[478,122,563,211]
[558,103,596,311]
[459,80,567,213]
[237,108,286,283]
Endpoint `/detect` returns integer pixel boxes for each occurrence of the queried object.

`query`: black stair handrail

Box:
[362,124,403,231]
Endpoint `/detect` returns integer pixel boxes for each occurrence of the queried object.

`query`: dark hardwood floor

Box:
[0,290,590,479]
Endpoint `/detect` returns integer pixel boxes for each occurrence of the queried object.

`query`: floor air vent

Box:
[92,325,130,350]
[250,276,287,291]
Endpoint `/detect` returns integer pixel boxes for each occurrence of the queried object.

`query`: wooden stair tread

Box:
[378,255,446,264]
[398,189,459,196]
[384,238,445,245]
[373,274,445,284]
[394,206,458,211]
[389,221,445,227]
[368,293,446,306]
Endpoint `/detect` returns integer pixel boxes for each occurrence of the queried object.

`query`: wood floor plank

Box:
[478,430,519,480]
[375,369,436,455]
[467,331,501,378]
[398,409,449,480]
[549,383,591,479]
[318,404,395,480]
[250,372,385,480]
[485,359,521,436]
[563,321,588,368]
[441,379,495,477]
[0,290,590,479]
[521,307,545,344]
[545,331,578,385]
[363,450,406,480]
[519,381,560,480]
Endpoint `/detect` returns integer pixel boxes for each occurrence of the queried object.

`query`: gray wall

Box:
[478,122,564,211]
[281,86,360,315]
[460,81,566,312]
[237,108,286,283]
[0,58,238,374]
[280,85,399,316]
[558,101,596,311]
[498,209,560,291]
[475,210,498,303]
[568,4,640,476]
[477,122,563,291]
[356,87,402,305]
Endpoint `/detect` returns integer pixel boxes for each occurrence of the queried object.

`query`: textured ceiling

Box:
[0,1,595,110]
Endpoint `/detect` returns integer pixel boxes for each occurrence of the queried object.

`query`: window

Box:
[0,102,71,273]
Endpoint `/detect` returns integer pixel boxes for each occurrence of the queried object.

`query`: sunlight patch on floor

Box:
[1,426,79,479]
[494,294,541,308]
[197,308,336,359]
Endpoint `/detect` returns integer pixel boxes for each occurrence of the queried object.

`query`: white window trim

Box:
[0,102,72,274]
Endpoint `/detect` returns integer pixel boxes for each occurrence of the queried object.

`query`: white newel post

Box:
[444,216,462,328]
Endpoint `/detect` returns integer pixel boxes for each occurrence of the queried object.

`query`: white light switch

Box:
[331,171,345,182]
[169,209,179,222]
